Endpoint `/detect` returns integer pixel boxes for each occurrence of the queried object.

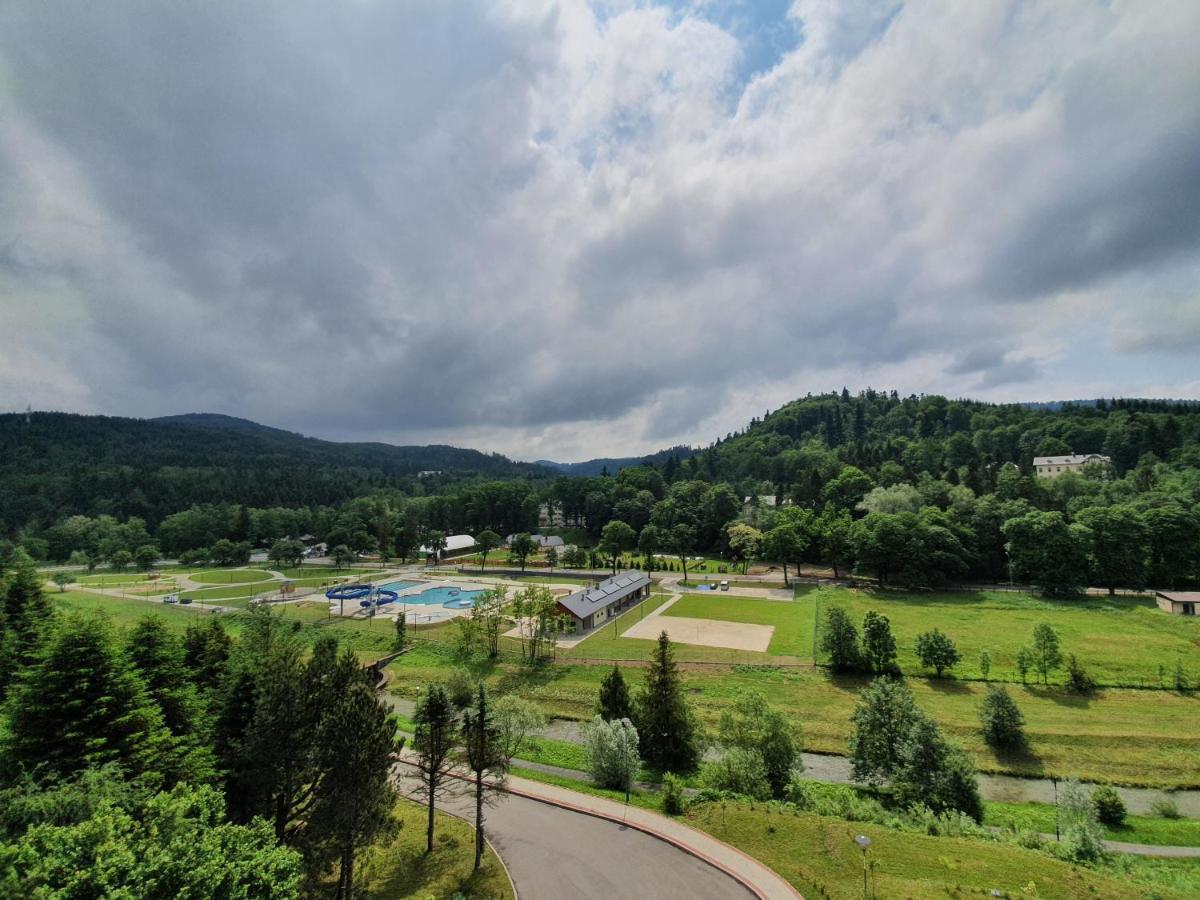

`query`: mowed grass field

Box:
[189,568,275,584]
[814,586,1200,688]
[565,589,816,663]
[388,642,1200,788]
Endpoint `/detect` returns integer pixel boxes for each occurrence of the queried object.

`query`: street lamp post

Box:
[854,834,872,899]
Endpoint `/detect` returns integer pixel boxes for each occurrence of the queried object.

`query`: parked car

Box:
[179,597,192,605]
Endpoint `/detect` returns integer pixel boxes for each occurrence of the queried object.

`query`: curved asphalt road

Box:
[395,772,754,900]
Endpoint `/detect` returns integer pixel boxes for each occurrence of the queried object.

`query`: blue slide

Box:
[324,584,400,609]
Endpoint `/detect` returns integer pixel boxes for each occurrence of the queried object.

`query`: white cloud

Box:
[1,0,1197,460]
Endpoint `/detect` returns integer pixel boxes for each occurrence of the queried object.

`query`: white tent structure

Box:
[420,533,476,554]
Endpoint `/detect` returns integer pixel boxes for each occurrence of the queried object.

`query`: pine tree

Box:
[182,616,233,699]
[0,551,54,694]
[308,677,401,899]
[461,683,507,870]
[3,614,175,785]
[597,665,632,721]
[127,616,216,783]
[412,683,459,853]
[636,632,700,773]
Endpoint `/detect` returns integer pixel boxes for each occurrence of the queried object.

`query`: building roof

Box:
[420,533,476,553]
[1156,591,1200,603]
[504,533,565,549]
[1032,454,1111,466]
[558,571,651,620]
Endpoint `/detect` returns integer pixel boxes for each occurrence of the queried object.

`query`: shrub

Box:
[1091,785,1126,827]
[444,668,476,709]
[583,716,641,793]
[979,685,1025,749]
[1151,796,1182,819]
[702,749,772,801]
[661,773,686,815]
[1066,654,1096,694]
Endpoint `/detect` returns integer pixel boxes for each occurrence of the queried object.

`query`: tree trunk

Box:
[832,559,840,579]
[781,560,789,587]
[474,768,485,870]
[681,556,688,583]
[426,772,436,853]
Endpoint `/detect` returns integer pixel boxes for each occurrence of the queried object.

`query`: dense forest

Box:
[5,393,1200,592]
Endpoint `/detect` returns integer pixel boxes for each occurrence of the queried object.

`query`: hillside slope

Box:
[0,412,549,528]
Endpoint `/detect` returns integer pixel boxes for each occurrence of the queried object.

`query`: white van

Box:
[719,580,729,591]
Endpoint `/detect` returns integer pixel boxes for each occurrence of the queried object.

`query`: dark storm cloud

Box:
[1,1,1198,458]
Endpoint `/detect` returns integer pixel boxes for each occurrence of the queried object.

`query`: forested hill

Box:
[667,391,1200,494]
[535,445,695,477]
[0,412,549,530]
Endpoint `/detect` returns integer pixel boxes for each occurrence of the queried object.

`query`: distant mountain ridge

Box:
[535,445,696,477]
[0,411,552,526]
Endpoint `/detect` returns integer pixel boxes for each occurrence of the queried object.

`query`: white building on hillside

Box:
[1033,453,1111,478]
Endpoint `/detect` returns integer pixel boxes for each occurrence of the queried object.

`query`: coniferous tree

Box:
[412,683,459,853]
[308,678,401,899]
[636,632,700,773]
[0,551,53,694]
[598,665,632,721]
[182,616,233,701]
[126,617,215,783]
[3,614,175,785]
[461,683,507,870]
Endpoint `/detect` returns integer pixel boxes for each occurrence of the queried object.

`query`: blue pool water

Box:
[379,582,484,608]
[695,584,718,591]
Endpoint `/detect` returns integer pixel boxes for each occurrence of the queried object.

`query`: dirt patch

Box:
[621,615,774,652]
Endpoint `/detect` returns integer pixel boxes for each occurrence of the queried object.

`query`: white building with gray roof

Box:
[557,571,651,631]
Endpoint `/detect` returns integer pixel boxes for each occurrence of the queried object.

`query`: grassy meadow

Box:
[813,586,1200,688]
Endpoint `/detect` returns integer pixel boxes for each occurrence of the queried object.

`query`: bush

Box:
[444,668,476,709]
[702,749,772,801]
[1151,797,1183,819]
[661,773,686,815]
[1066,654,1096,694]
[583,716,641,792]
[978,685,1025,749]
[783,776,812,809]
[1091,785,1126,827]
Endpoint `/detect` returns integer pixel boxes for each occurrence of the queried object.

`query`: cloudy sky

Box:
[2,1,1198,461]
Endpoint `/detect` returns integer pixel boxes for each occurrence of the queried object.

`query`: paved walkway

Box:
[394,756,799,900]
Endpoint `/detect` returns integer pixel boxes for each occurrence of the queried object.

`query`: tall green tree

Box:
[636,632,701,773]
[818,606,861,672]
[848,677,923,784]
[861,610,898,675]
[461,683,507,870]
[725,523,763,574]
[507,533,536,572]
[126,617,215,783]
[1027,623,1062,685]
[1075,505,1148,594]
[308,678,401,899]
[598,520,636,574]
[1003,511,1090,597]
[412,683,459,853]
[893,716,983,822]
[669,524,697,582]
[598,665,632,721]
[717,689,799,798]
[474,529,501,572]
[3,614,176,785]
[0,551,53,694]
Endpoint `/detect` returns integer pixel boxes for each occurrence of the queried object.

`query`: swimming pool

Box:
[379,582,485,608]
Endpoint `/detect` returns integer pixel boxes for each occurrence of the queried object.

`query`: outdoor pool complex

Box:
[379,582,485,608]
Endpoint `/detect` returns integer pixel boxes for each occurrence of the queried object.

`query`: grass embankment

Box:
[338,798,512,900]
[986,800,1200,847]
[388,643,1200,788]
[815,586,1200,688]
[687,801,1195,899]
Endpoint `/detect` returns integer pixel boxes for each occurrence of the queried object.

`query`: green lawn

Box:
[684,801,1192,899]
[388,644,1200,788]
[565,589,817,663]
[815,586,1200,688]
[986,800,1200,847]
[74,573,156,587]
[52,589,213,630]
[344,797,513,900]
[189,568,275,585]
